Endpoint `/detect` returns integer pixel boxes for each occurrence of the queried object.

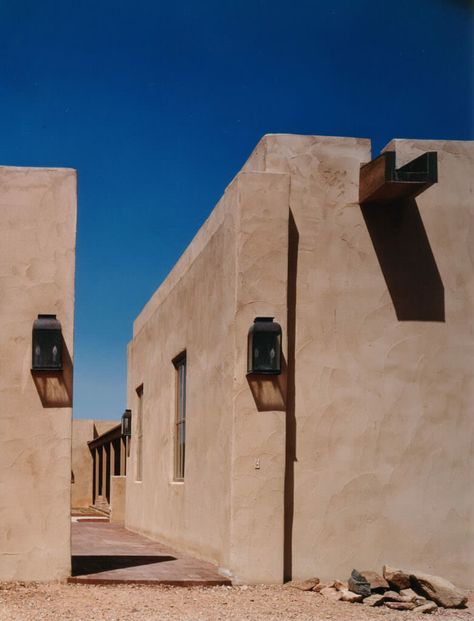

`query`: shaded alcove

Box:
[71,554,177,576]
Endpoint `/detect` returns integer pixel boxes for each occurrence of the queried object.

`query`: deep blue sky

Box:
[0,0,472,420]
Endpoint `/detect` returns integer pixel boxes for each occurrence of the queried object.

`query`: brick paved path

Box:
[69,522,231,586]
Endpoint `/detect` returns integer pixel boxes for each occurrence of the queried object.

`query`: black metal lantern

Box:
[121,409,132,437]
[247,317,282,375]
[32,314,63,371]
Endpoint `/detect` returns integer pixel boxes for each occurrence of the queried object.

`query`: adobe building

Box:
[71,419,121,509]
[0,166,76,580]
[125,135,474,587]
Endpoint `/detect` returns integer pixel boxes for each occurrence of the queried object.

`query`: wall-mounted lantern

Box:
[32,314,63,371]
[247,317,282,375]
[121,409,132,437]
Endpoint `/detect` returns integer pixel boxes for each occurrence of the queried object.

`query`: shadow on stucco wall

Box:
[284,209,298,582]
[31,336,73,407]
[246,365,287,412]
[361,198,445,322]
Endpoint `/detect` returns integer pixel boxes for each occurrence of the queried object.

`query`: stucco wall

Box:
[110,476,126,523]
[71,419,94,507]
[244,135,474,588]
[126,134,473,587]
[228,171,290,583]
[126,170,293,582]
[0,166,76,581]
[71,419,120,508]
[126,181,238,567]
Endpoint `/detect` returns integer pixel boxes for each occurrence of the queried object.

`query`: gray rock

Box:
[348,569,371,597]
[383,564,411,590]
[410,572,468,609]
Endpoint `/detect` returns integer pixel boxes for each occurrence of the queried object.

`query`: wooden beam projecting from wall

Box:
[359,151,438,204]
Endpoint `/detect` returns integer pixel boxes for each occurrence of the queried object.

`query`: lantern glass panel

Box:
[247,317,282,375]
[252,331,281,373]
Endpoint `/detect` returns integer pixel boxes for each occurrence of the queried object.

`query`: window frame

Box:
[172,352,186,482]
[135,384,144,482]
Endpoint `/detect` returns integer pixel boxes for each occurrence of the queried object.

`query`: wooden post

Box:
[101,444,107,500]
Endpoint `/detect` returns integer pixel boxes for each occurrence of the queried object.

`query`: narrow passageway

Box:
[69,522,230,586]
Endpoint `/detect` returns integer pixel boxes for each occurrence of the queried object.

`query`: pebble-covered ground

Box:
[0,583,472,621]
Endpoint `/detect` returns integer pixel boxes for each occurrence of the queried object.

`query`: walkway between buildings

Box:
[69,522,231,586]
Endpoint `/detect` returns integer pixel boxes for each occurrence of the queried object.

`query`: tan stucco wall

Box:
[126,179,238,569]
[127,135,473,587]
[0,166,76,581]
[126,170,292,582]
[228,171,290,583]
[93,420,119,438]
[110,476,126,523]
[71,419,94,507]
[244,135,474,588]
[71,419,120,508]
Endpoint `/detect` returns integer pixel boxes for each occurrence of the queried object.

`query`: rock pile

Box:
[285,565,468,613]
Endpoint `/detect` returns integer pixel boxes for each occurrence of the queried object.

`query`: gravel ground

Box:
[0,583,472,621]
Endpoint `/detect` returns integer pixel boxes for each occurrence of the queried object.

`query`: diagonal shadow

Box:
[71,555,177,576]
[31,335,73,407]
[361,197,444,322]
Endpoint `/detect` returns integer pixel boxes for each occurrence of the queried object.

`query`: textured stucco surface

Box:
[127,171,292,583]
[93,420,119,438]
[71,419,117,508]
[229,171,290,583]
[0,166,76,580]
[127,135,473,587]
[71,420,94,507]
[110,476,126,523]
[244,135,474,588]
[126,179,238,568]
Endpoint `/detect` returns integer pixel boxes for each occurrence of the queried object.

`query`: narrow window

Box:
[173,352,186,481]
[135,384,143,481]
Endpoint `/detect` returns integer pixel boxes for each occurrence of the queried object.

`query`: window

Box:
[135,384,143,481]
[173,352,186,481]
